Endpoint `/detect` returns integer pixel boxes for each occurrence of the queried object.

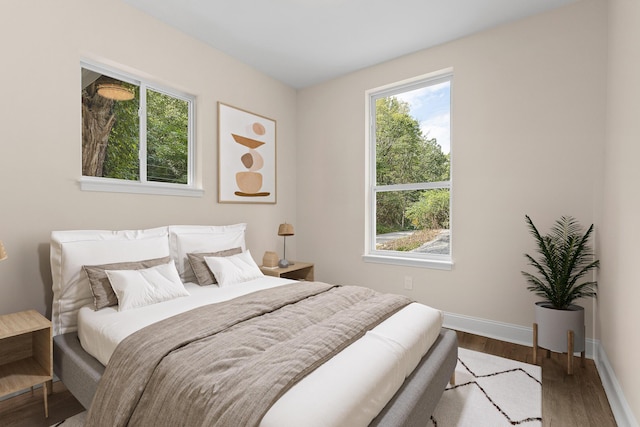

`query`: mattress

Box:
[77,277,443,427]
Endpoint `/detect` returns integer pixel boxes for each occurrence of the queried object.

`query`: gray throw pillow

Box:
[187,247,243,286]
[83,256,171,310]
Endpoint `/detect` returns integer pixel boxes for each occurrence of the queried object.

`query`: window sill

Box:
[79,177,204,197]
[362,254,453,270]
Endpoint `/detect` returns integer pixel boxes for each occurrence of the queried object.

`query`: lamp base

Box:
[278,259,292,268]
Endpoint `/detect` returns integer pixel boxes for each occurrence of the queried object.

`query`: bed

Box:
[50,224,457,427]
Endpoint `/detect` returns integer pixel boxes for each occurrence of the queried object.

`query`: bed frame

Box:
[53,327,457,426]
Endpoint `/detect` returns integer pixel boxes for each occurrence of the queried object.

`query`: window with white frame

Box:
[365,71,452,269]
[80,62,200,196]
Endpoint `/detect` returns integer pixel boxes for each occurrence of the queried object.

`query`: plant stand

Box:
[533,323,585,375]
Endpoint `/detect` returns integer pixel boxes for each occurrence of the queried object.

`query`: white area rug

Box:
[52,348,541,427]
[50,410,85,426]
[429,347,542,426]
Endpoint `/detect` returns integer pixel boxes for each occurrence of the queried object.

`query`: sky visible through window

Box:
[396,81,451,154]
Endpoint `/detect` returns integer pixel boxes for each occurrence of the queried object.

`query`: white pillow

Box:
[204,250,264,287]
[50,227,170,335]
[106,261,189,311]
[168,224,247,283]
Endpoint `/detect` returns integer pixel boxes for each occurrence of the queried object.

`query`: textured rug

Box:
[50,411,85,426]
[429,347,542,426]
[51,348,541,427]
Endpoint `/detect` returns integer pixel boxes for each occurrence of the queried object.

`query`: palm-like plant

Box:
[522,215,599,309]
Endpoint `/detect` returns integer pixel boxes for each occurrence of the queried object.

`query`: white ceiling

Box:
[123,0,577,89]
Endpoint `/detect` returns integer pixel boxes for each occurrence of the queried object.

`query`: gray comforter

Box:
[85,282,412,427]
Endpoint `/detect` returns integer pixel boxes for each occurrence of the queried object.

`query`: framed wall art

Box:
[218,103,276,204]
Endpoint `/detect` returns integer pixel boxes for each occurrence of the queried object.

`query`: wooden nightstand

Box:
[0,310,52,417]
[260,261,314,281]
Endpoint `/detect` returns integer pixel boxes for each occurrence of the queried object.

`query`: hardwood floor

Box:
[0,381,83,427]
[0,331,617,426]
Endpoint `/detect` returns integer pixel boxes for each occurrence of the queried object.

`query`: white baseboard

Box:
[443,311,638,427]
[595,344,640,427]
[443,311,534,348]
[443,311,597,358]
[0,376,60,402]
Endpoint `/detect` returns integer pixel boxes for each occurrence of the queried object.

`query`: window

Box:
[80,62,201,196]
[364,71,452,269]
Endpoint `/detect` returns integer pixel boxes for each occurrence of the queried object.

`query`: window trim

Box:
[79,60,200,197]
[364,69,453,270]
[79,176,204,197]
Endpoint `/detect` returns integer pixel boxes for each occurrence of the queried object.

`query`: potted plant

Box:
[521,215,599,371]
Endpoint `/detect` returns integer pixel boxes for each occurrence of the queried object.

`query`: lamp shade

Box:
[278,223,294,236]
[0,241,7,261]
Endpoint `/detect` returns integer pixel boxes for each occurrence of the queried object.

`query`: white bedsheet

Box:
[78,277,443,427]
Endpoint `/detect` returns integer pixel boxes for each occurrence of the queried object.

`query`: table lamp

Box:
[277,223,294,268]
[0,241,7,261]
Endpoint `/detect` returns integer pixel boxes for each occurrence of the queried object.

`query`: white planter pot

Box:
[535,302,585,353]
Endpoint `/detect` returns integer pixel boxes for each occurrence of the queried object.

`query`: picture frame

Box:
[218,102,277,204]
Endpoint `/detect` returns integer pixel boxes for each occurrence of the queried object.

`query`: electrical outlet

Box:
[404,276,413,290]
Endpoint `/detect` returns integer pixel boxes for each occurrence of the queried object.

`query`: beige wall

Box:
[601,0,640,422]
[2,0,636,421]
[0,0,297,317]
[297,0,606,336]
